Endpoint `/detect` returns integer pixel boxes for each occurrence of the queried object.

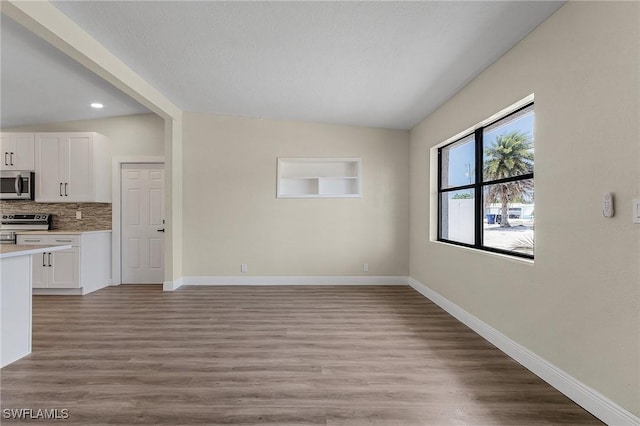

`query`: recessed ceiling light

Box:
[90,103,104,109]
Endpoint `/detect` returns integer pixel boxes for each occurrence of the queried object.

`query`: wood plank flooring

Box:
[1,285,601,425]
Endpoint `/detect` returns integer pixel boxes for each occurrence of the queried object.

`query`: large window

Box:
[438,103,534,258]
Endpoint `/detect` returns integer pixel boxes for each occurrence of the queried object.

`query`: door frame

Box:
[112,156,165,286]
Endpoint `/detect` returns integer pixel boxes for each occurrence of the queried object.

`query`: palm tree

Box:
[483,131,533,228]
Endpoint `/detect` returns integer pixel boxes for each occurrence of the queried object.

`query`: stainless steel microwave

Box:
[0,171,35,200]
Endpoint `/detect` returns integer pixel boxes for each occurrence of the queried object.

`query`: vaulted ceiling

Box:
[2,1,564,130]
[0,14,150,128]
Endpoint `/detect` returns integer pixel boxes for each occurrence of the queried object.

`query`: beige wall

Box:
[2,113,164,157]
[410,1,639,415]
[182,113,409,277]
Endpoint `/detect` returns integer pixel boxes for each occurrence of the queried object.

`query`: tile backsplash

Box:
[0,201,111,231]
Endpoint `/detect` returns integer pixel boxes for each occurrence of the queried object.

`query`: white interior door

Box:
[121,163,165,284]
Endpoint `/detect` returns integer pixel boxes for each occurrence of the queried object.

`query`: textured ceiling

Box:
[3,1,564,130]
[0,14,150,128]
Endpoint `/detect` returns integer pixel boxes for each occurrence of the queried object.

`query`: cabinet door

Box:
[32,253,49,288]
[36,133,95,202]
[66,134,93,201]
[12,134,35,170]
[0,135,15,170]
[0,133,33,170]
[36,134,64,202]
[49,247,79,288]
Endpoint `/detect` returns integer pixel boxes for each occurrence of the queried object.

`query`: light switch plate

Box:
[633,199,640,224]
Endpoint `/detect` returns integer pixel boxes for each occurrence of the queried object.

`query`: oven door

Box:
[0,171,34,200]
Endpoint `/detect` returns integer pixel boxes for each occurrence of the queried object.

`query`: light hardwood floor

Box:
[1,285,601,425]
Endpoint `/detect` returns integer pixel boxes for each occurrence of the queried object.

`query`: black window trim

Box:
[437,102,534,260]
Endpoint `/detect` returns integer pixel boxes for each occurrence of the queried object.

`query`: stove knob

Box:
[1,215,6,219]
[9,215,14,219]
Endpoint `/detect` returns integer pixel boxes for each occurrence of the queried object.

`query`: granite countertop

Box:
[1,244,72,259]
[16,230,112,235]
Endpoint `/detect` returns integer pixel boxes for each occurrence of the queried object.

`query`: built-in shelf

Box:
[277,158,362,198]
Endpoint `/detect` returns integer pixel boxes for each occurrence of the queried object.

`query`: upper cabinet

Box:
[35,132,111,203]
[277,158,362,198]
[0,133,35,171]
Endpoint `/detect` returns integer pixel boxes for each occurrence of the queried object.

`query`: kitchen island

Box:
[1,244,70,368]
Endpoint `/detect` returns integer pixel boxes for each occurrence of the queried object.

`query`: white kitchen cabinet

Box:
[17,232,111,295]
[35,132,111,202]
[31,249,47,288]
[0,133,35,171]
[30,246,79,289]
[277,158,362,198]
[49,248,78,288]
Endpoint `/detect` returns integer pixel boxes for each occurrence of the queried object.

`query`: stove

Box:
[0,213,52,244]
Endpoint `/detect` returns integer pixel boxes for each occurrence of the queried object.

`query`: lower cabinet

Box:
[17,232,111,294]
[31,246,79,288]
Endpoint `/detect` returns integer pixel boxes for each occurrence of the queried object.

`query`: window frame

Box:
[437,102,534,259]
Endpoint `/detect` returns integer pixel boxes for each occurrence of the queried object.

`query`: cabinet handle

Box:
[42,253,46,267]
[4,152,7,166]
[24,239,41,242]
[60,183,63,196]
[16,174,24,195]
[15,175,21,196]
[65,183,68,196]
[55,239,73,243]
[9,152,14,166]
[48,252,52,267]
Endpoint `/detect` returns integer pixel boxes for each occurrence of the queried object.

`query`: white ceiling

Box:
[0,14,150,128]
[3,1,564,130]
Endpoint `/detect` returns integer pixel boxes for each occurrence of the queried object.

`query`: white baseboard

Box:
[408,278,639,426]
[163,278,183,292]
[81,280,112,295]
[180,275,409,287]
[33,288,83,296]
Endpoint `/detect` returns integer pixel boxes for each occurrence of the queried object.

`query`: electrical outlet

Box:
[602,192,614,218]
[363,263,369,272]
[76,211,82,219]
[241,264,248,273]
